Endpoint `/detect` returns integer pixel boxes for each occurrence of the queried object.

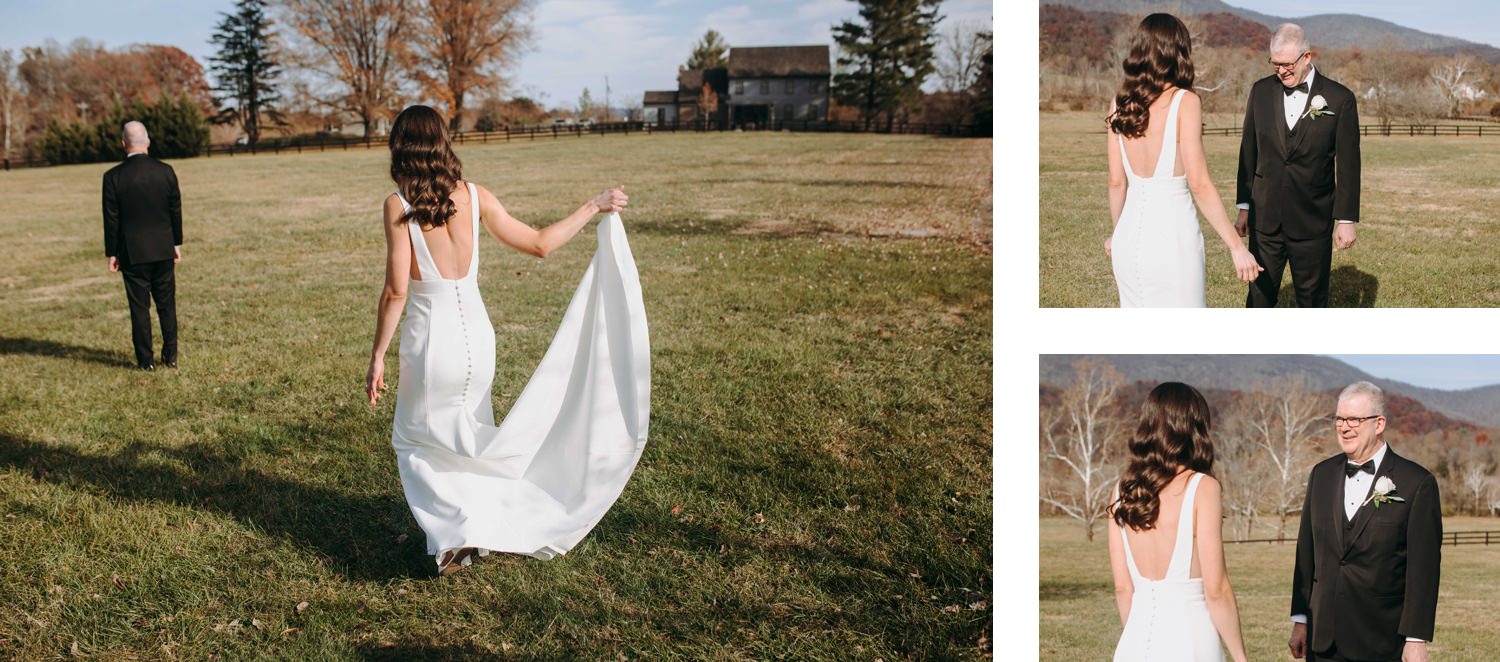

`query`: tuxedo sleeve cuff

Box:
[1291,614,1307,624]
[1335,219,1354,224]
[1406,637,1426,643]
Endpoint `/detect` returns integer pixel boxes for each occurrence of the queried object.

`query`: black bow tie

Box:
[1345,460,1375,478]
[1284,82,1309,96]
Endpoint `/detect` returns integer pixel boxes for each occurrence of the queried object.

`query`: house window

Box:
[760,79,770,94]
[785,79,795,94]
[810,80,822,94]
[782,104,793,121]
[734,80,744,95]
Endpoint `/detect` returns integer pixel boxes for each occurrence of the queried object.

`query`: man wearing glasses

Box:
[1235,23,1361,307]
[1288,382,1441,662]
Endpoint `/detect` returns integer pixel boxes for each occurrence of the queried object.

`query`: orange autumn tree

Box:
[407,0,534,131]
[281,0,410,136]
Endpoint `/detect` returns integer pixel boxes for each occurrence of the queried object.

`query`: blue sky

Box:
[1328,355,1500,391]
[0,0,993,111]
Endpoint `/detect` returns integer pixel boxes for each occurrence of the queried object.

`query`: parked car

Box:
[552,117,574,126]
[577,118,595,127]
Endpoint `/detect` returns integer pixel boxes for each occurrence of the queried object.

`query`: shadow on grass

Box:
[693,177,950,190]
[356,642,500,661]
[0,430,429,582]
[0,336,132,367]
[1269,266,1379,308]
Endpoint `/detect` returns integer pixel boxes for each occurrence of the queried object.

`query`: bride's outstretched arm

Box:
[1178,92,1263,284]
[1104,102,1126,257]
[474,184,628,258]
[1196,476,1249,662]
[367,195,411,406]
[1105,486,1133,626]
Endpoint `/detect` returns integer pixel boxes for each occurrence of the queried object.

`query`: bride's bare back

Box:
[1118,87,1188,179]
[1123,471,1203,580]
[408,182,476,281]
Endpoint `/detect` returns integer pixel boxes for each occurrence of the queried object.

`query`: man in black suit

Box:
[1236,23,1360,307]
[104,121,182,370]
[1289,382,1440,662]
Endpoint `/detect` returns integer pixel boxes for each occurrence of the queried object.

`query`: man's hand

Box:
[1335,223,1356,250]
[1288,622,1308,659]
[1235,209,1249,238]
[173,245,182,263]
[1104,237,1113,258]
[1402,641,1429,662]
[108,256,119,273]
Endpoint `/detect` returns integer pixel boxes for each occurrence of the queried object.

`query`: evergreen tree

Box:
[685,29,729,70]
[209,0,282,146]
[831,0,942,129]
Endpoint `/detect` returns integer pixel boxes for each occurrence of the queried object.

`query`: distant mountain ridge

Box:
[1040,355,1500,427]
[1041,0,1500,62]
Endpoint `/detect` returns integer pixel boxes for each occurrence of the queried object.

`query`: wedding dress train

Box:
[1113,473,1224,662]
[391,183,649,568]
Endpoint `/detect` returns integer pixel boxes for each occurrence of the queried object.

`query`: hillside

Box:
[1041,1,1500,62]
[1040,355,1500,427]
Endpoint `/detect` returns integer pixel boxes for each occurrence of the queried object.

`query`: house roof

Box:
[643,91,678,105]
[727,45,830,78]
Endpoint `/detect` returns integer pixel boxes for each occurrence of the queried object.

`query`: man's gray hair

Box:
[122,121,150,148]
[1338,381,1385,416]
[1270,23,1310,54]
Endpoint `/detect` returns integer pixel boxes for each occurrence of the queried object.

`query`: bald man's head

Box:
[122,121,150,154]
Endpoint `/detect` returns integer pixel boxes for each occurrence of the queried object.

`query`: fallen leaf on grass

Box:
[969,601,988,611]
[751,513,765,525]
[395,534,409,544]
[112,575,126,590]
[250,618,264,631]
[942,605,961,613]
[844,504,861,512]
[295,601,309,614]
[70,641,81,656]
[501,643,512,652]
[669,504,681,515]
[376,641,395,649]
[280,627,300,637]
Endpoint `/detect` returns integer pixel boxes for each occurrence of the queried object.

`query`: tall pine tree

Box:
[831,0,942,130]
[209,0,282,146]
[685,30,729,70]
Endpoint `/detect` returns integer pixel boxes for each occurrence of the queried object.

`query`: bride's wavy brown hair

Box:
[1107,13,1195,139]
[1111,382,1215,531]
[389,105,463,227]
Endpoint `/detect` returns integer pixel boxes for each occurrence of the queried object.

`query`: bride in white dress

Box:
[1107,382,1248,662]
[365,105,647,576]
[1105,13,1261,307]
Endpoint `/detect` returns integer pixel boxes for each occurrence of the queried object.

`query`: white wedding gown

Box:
[1111,89,1207,307]
[1113,473,1224,662]
[391,183,649,568]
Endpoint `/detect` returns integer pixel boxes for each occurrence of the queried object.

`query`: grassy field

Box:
[0,132,993,659]
[1040,516,1500,659]
[1039,111,1500,307]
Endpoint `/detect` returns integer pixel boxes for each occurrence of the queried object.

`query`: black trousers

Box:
[1245,226,1333,308]
[120,259,177,366]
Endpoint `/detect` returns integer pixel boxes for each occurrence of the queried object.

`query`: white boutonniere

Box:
[1363,475,1406,509]
[1302,95,1334,120]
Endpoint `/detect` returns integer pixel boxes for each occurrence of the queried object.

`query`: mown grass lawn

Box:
[1039,111,1500,307]
[1040,516,1500,660]
[0,132,993,660]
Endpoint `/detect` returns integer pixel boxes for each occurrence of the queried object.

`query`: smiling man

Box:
[1289,382,1442,662]
[1235,23,1361,307]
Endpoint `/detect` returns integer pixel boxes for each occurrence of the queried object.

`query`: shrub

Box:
[39,94,209,165]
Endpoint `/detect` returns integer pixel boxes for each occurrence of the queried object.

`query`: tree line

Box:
[0,0,993,166]
[1040,359,1500,542]
[1040,4,1499,123]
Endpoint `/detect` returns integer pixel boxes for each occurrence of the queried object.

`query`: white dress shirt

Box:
[1292,443,1422,643]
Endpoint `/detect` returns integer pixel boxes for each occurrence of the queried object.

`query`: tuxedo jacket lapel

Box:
[1328,463,1346,551]
[1268,83,1289,158]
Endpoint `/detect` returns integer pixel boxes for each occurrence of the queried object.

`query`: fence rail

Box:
[1,118,988,171]
[1204,124,1500,137]
[1228,530,1500,546]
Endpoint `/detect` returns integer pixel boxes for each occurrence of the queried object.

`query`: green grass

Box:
[1039,111,1500,307]
[1040,516,1500,659]
[0,132,993,659]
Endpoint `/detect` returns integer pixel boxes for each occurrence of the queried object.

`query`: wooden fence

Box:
[1227,530,1500,546]
[1203,124,1500,137]
[1,118,987,171]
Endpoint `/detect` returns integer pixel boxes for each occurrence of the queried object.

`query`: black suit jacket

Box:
[103,154,182,266]
[1291,448,1441,660]
[1236,71,1361,241]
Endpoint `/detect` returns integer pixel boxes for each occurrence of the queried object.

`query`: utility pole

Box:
[604,76,611,122]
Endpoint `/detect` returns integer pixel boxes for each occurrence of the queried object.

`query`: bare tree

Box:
[0,49,21,159]
[1040,359,1125,542]
[408,0,533,131]
[1461,463,1489,515]
[280,0,411,136]
[1213,418,1265,541]
[1232,378,1326,538]
[1429,53,1482,118]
